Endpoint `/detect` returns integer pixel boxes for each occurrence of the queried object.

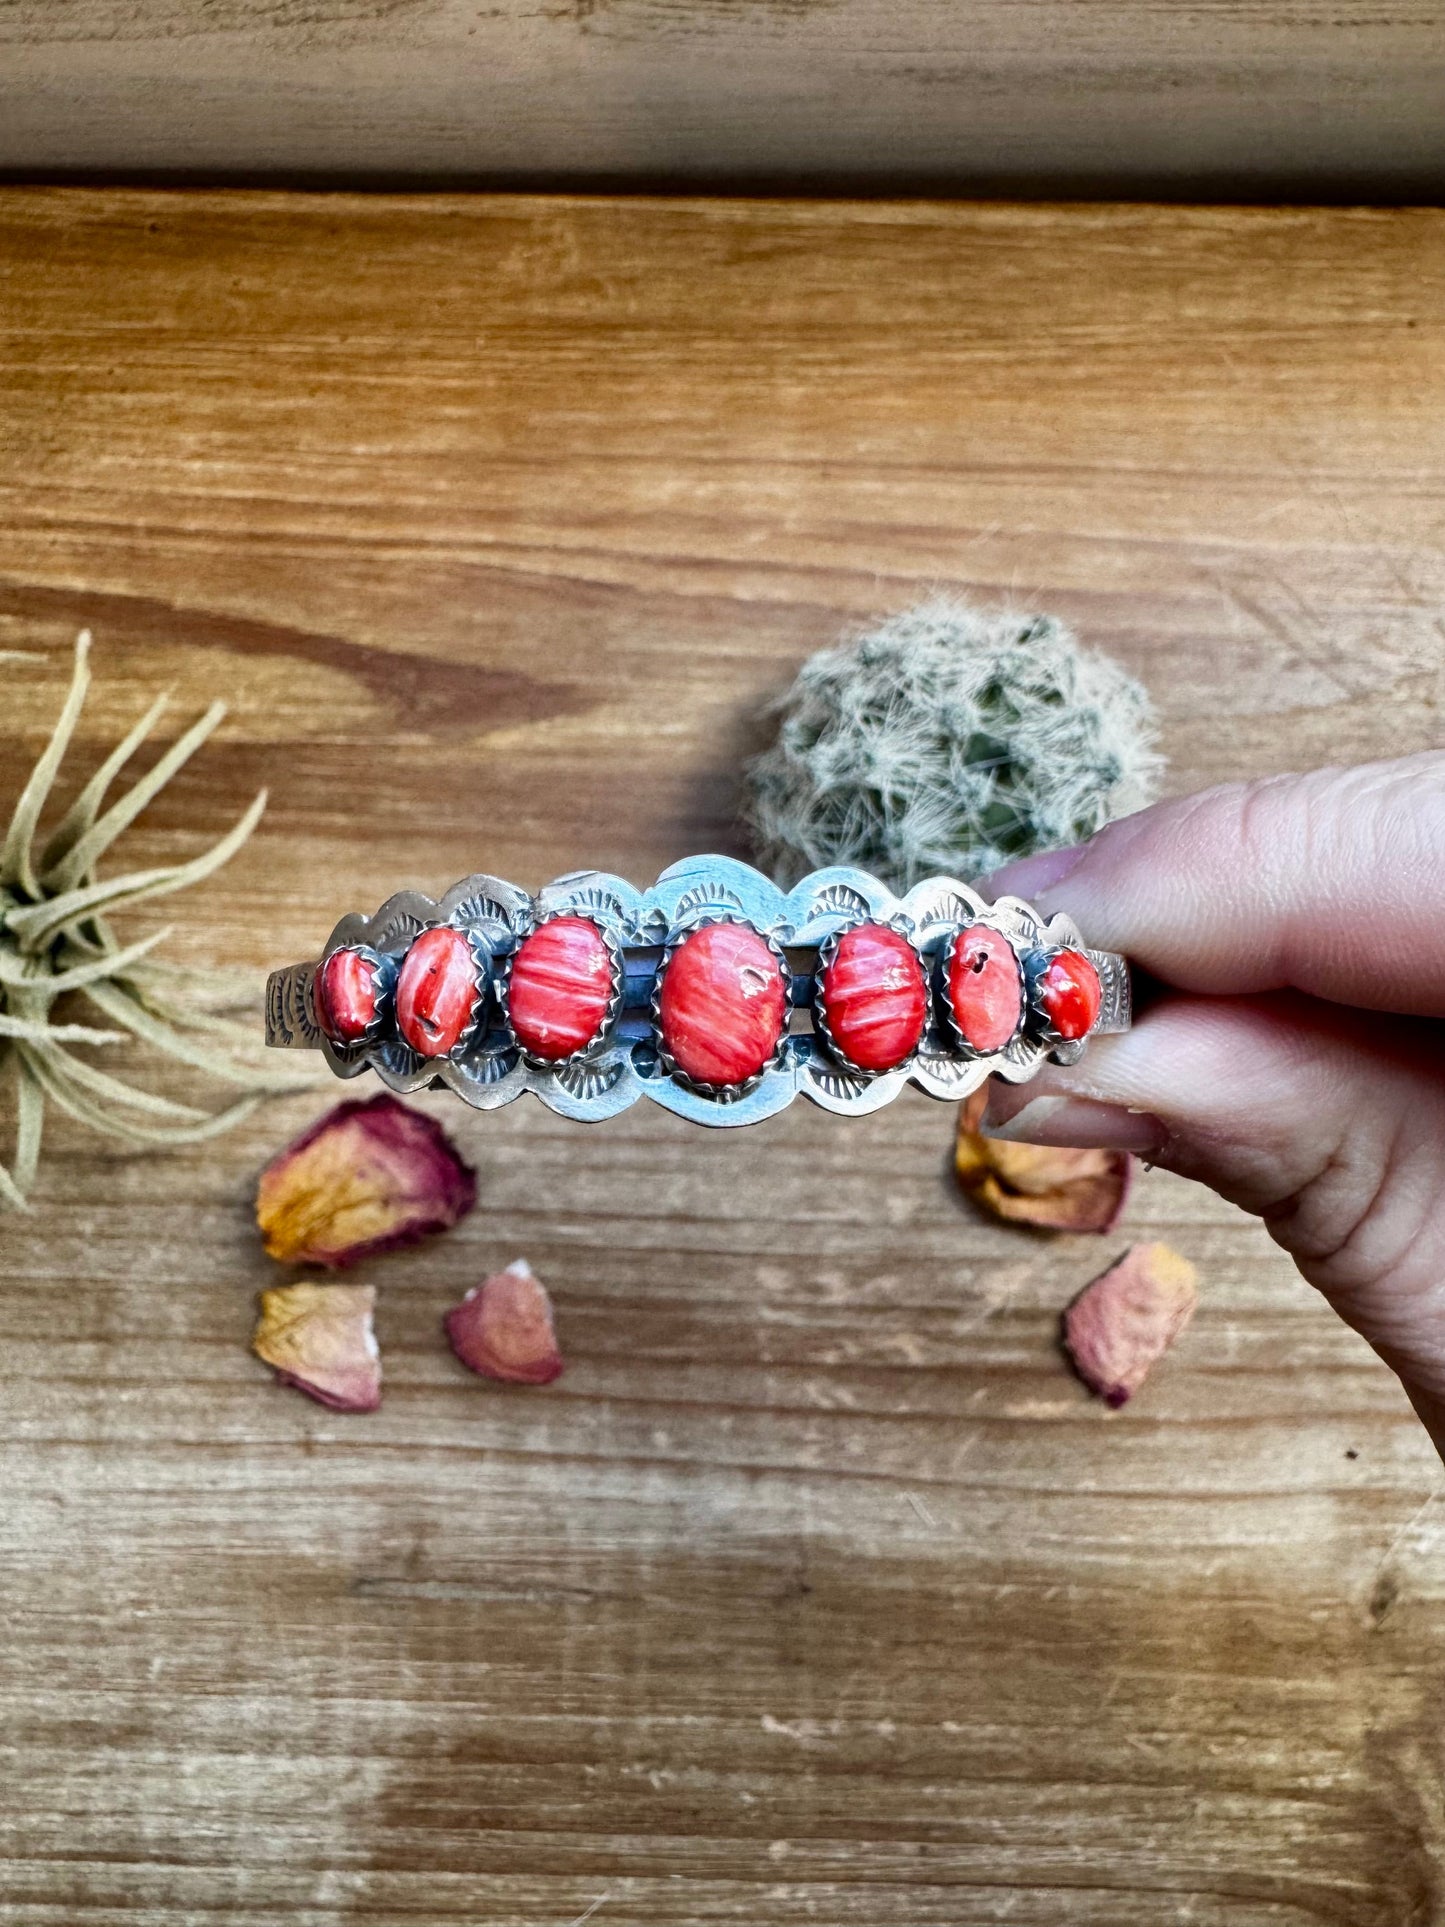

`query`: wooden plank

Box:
[0,190,1443,1925]
[0,4,1443,194]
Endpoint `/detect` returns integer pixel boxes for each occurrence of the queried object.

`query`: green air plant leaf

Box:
[0,632,310,1209]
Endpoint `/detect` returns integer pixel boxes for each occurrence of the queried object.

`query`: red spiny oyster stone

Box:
[1036,948,1102,1041]
[818,922,927,1072]
[315,947,384,1044]
[508,917,615,1060]
[395,925,481,1057]
[658,921,788,1087]
[947,924,1023,1052]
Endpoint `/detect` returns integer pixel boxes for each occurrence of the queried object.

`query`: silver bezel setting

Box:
[388,922,493,1068]
[651,910,793,1102]
[496,911,626,1071]
[811,919,930,1079]
[1023,944,1107,1062]
[936,921,1028,1061]
[266,857,1130,1126]
[313,942,395,1059]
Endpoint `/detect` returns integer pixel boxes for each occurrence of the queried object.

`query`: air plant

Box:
[0,630,305,1209]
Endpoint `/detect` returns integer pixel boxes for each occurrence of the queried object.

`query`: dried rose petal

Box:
[445,1259,564,1386]
[253,1280,381,1412]
[256,1093,476,1268]
[1063,1242,1198,1408]
[954,1086,1130,1233]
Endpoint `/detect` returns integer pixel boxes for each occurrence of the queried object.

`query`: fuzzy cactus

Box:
[744,599,1162,891]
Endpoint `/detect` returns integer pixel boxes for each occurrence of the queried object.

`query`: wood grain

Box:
[1,2,1444,195]
[2,190,1445,1925]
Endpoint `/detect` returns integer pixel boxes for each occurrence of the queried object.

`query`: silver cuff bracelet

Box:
[265,856,1129,1128]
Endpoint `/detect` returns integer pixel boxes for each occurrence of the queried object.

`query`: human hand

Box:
[980,755,1445,1459]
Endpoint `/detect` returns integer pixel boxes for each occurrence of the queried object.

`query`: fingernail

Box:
[982,1094,1164,1155]
[981,841,1090,904]
[981,1088,1061,1134]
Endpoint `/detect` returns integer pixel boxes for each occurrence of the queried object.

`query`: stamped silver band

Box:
[264,856,1129,1128]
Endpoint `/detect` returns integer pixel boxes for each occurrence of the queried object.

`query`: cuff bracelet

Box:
[264,856,1129,1128]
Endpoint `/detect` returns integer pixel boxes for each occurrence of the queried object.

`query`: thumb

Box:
[978,756,1445,1457]
[979,983,1445,1457]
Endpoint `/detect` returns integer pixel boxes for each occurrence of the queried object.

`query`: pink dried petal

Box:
[445,1259,564,1386]
[253,1281,381,1412]
[955,1089,1130,1233]
[256,1093,476,1268]
[1063,1242,1198,1408]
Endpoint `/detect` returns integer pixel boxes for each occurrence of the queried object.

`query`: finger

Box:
[981,995,1445,1451]
[984,753,1445,1016]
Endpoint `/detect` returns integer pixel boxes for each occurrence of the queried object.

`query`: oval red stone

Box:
[658,921,788,1088]
[819,922,926,1072]
[508,917,615,1060]
[395,925,481,1058]
[1036,948,1102,1041]
[315,947,384,1045]
[948,924,1023,1053]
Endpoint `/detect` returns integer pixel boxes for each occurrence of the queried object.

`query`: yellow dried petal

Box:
[955,1088,1130,1233]
[256,1093,475,1268]
[252,1280,381,1412]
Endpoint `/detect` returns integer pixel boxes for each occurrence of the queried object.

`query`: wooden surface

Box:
[3,191,1445,1926]
[2,3,1445,196]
